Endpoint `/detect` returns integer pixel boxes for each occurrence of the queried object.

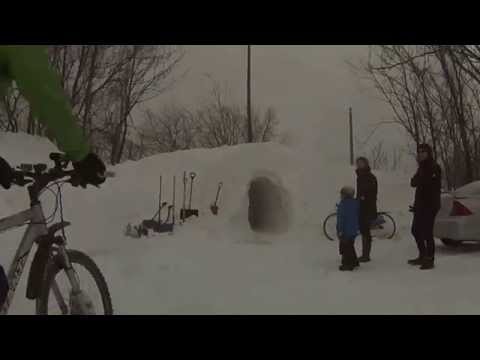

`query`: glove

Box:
[0,157,14,190]
[72,153,106,188]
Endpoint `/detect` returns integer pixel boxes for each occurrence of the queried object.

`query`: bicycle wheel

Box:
[36,249,113,315]
[322,213,337,241]
[370,213,396,239]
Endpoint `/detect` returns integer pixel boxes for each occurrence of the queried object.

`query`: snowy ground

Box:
[1,132,480,314]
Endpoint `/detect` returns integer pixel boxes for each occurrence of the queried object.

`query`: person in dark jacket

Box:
[337,186,360,271]
[408,143,442,270]
[355,157,378,262]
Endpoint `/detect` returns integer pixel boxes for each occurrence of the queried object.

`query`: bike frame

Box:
[0,159,111,315]
[0,204,48,315]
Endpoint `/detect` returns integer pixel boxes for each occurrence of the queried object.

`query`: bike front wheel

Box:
[36,249,113,315]
[323,213,338,241]
[323,212,397,241]
[370,213,396,239]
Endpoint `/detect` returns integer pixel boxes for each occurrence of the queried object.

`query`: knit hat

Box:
[340,186,355,198]
[356,157,370,166]
[417,143,433,155]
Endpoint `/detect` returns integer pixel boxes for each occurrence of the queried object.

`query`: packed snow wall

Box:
[0,132,411,251]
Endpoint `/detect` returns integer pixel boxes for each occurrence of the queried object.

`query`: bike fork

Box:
[56,246,95,315]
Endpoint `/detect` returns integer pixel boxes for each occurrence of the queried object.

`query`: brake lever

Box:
[69,176,81,188]
[12,175,32,187]
[69,175,91,189]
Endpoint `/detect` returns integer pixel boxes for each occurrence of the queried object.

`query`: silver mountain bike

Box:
[0,153,113,315]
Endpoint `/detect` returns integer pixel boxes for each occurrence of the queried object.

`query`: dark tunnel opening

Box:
[248,177,291,234]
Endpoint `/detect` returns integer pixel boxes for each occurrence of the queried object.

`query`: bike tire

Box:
[323,212,397,241]
[322,213,337,241]
[377,212,397,239]
[36,249,113,315]
[371,212,397,239]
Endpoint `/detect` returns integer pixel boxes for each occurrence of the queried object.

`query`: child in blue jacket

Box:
[337,186,360,271]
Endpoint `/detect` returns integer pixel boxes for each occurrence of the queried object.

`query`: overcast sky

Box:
[152,45,410,165]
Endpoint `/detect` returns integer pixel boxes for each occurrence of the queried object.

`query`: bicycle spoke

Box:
[51,280,69,315]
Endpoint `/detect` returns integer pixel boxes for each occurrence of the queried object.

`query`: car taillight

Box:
[450,200,473,216]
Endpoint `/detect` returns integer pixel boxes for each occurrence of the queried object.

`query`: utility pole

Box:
[247,45,253,143]
[349,107,354,165]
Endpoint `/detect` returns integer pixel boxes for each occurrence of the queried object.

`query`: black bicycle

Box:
[323,208,397,241]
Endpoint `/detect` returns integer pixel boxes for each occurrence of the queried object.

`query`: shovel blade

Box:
[210,205,218,215]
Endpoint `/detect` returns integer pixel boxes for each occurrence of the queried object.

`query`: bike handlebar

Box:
[12,153,81,193]
[12,168,76,186]
[10,152,113,205]
[12,152,113,191]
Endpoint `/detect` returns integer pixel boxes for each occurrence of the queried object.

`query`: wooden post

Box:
[158,176,162,224]
[349,107,354,165]
[247,45,253,143]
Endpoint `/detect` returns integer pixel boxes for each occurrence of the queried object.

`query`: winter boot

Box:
[358,235,372,262]
[420,257,434,270]
[344,257,360,267]
[339,264,354,271]
[408,257,424,266]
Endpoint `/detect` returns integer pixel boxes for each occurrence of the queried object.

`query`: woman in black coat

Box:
[355,157,378,262]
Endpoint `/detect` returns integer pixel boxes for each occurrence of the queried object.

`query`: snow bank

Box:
[2,132,479,314]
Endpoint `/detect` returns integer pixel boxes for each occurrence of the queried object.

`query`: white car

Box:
[434,181,480,246]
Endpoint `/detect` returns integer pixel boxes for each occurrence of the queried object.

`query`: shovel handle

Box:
[214,182,223,205]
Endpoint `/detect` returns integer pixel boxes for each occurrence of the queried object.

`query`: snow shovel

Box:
[154,205,174,233]
[141,175,167,232]
[125,223,140,238]
[153,176,175,234]
[181,172,199,220]
[210,182,223,215]
[181,171,187,223]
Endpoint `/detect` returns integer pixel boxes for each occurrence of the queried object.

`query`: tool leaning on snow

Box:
[210,182,223,215]
[180,171,199,222]
[125,175,176,238]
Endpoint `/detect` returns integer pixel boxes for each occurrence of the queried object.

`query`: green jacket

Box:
[0,46,89,162]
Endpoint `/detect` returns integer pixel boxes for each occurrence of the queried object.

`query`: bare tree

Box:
[194,78,279,149]
[357,45,480,188]
[194,79,246,148]
[390,146,404,172]
[37,45,183,165]
[369,141,388,170]
[103,45,183,165]
[252,106,279,142]
[140,105,197,153]
[0,85,26,132]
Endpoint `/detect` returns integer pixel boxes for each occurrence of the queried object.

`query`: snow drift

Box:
[2,132,480,314]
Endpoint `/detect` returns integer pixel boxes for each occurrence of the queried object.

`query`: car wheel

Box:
[440,238,463,247]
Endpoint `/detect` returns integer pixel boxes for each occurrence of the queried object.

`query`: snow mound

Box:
[4,132,479,315]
